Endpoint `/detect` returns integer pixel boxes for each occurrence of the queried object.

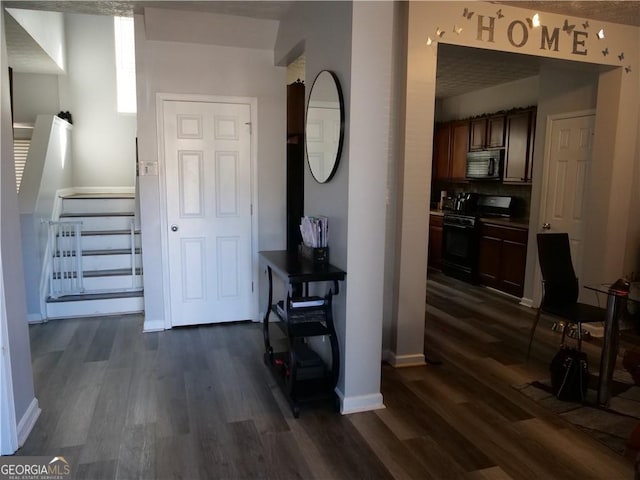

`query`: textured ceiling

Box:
[493,1,640,27]
[3,1,296,19]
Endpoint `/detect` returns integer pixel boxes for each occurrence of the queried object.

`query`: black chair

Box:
[526,233,606,359]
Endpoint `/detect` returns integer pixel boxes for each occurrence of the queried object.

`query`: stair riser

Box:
[46,296,144,319]
[59,216,135,231]
[83,275,143,291]
[54,254,142,271]
[81,234,141,251]
[62,198,135,214]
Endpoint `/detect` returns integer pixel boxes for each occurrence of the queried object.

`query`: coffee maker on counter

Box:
[441,192,478,214]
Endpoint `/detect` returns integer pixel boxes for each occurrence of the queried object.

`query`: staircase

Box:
[45,193,144,319]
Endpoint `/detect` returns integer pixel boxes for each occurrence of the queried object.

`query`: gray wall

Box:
[11,73,60,125]
[0,9,36,433]
[523,63,599,302]
[58,13,137,188]
[135,8,287,329]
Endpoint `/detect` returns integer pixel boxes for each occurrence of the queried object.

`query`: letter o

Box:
[508,20,529,48]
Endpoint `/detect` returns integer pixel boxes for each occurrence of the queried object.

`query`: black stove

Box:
[440,194,514,282]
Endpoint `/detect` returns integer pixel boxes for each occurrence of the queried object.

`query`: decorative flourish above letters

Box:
[562,19,575,35]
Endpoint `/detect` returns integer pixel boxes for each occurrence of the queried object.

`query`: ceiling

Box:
[4,1,639,97]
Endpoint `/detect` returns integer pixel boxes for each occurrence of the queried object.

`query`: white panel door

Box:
[541,113,595,285]
[163,100,253,326]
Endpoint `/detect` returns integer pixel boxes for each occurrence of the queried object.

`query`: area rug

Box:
[513,369,640,455]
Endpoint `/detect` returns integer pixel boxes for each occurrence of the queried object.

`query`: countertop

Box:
[429,210,529,229]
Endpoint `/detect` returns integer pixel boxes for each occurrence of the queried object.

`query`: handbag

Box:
[550,347,589,402]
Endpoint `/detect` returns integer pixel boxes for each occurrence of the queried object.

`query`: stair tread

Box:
[60,212,134,218]
[84,268,143,277]
[47,290,144,303]
[54,248,141,256]
[82,229,140,236]
[62,193,135,199]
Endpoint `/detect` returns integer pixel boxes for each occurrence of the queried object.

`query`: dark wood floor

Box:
[17,272,632,479]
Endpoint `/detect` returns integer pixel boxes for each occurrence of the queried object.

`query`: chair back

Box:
[536,233,579,307]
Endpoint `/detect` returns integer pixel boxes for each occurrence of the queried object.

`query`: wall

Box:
[135,8,286,330]
[11,73,60,125]
[437,75,539,122]
[18,116,73,318]
[5,8,66,72]
[0,8,37,447]
[523,64,599,304]
[58,13,136,188]
[276,1,398,412]
[402,1,639,364]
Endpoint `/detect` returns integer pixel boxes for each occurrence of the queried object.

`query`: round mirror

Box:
[305,70,344,183]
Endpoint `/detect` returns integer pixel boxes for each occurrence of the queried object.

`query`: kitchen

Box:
[427,43,600,301]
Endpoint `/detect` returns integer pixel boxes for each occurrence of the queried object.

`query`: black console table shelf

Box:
[260,250,346,418]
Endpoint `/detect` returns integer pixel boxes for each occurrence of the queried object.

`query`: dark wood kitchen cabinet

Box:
[433,121,468,181]
[428,214,443,270]
[478,221,528,297]
[503,108,536,183]
[469,115,505,150]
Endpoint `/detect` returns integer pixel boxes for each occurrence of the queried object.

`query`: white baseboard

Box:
[27,313,44,324]
[520,297,534,308]
[17,398,40,447]
[143,318,165,332]
[336,388,385,415]
[383,350,427,367]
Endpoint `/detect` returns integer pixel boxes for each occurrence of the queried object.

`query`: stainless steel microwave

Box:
[465,150,503,180]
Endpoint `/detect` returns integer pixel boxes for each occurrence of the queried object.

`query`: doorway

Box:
[158,95,258,327]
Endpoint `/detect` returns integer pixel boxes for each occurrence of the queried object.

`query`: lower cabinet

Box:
[428,214,443,270]
[478,222,528,297]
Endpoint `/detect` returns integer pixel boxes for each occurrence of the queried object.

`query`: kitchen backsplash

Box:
[433,181,532,219]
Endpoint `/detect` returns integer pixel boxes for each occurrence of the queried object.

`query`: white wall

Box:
[58,13,136,188]
[0,8,37,449]
[12,73,60,125]
[523,64,599,304]
[135,8,286,330]
[5,8,66,72]
[437,75,539,122]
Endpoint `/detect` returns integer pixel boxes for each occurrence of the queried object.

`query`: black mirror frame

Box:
[305,70,345,184]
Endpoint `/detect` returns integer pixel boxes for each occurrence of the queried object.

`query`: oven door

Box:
[442,220,479,281]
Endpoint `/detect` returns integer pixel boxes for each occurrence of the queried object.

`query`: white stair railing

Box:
[48,221,84,298]
[129,219,139,288]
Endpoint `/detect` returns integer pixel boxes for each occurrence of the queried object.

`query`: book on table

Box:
[290,296,325,308]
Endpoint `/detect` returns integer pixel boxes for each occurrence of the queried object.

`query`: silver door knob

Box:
[542,223,551,230]
[171,225,178,232]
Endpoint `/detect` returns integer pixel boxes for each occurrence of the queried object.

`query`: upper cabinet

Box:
[433,106,536,185]
[503,108,536,183]
[469,115,505,151]
[433,121,468,182]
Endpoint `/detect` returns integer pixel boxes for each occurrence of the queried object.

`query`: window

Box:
[114,16,136,114]
[14,138,30,192]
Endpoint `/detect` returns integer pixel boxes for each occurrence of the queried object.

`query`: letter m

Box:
[540,26,559,51]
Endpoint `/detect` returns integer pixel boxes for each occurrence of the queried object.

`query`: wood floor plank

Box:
[17,275,634,480]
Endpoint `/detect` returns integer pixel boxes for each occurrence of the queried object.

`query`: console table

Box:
[259,250,346,417]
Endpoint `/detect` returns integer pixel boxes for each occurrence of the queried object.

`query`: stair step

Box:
[45,291,144,319]
[53,248,142,257]
[61,196,135,214]
[58,214,135,231]
[60,212,134,218]
[84,268,143,278]
[82,229,140,236]
[47,290,143,303]
[61,193,135,199]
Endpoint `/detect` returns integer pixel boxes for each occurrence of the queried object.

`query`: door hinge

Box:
[251,281,254,293]
[250,204,253,215]
[245,122,252,134]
